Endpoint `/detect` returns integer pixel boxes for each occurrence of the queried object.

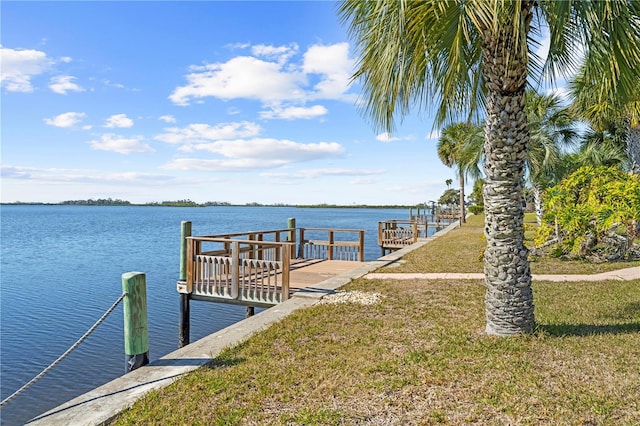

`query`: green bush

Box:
[468,205,484,215]
[535,165,640,258]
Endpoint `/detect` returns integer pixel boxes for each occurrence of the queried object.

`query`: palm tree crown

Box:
[569,66,640,174]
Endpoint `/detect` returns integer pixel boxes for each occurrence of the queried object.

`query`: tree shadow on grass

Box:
[537,322,640,337]
[538,300,640,336]
[203,356,246,369]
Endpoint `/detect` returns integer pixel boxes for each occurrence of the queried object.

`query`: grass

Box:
[380,213,640,274]
[112,214,640,425]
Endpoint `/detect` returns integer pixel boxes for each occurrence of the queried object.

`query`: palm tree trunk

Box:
[480,5,535,336]
[459,169,466,224]
[533,185,543,226]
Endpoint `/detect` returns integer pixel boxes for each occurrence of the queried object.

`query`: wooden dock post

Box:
[122,272,149,373]
[179,221,191,348]
[287,217,296,258]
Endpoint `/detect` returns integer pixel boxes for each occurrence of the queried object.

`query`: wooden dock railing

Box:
[177,226,365,307]
[297,228,365,262]
[378,213,461,255]
[378,220,422,251]
[184,236,293,306]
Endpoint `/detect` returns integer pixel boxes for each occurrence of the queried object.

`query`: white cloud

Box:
[377,132,415,143]
[276,167,384,179]
[0,46,53,92]
[89,134,154,154]
[1,165,34,179]
[169,42,357,106]
[104,114,134,128]
[155,121,261,144]
[226,42,250,50]
[162,138,345,172]
[103,80,126,89]
[169,56,306,106]
[59,56,73,63]
[426,130,441,140]
[376,132,400,142]
[1,164,185,185]
[251,43,298,63]
[303,43,355,101]
[44,112,86,128]
[260,105,328,120]
[307,168,384,178]
[49,75,84,94]
[159,115,176,123]
[185,138,344,162]
[163,157,287,171]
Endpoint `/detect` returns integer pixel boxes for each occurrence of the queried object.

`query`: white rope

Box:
[0,292,128,407]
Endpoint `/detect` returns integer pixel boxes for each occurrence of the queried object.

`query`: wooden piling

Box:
[179,221,191,348]
[122,272,149,373]
[287,217,296,258]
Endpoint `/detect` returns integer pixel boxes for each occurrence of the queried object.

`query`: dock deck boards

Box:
[289,258,363,290]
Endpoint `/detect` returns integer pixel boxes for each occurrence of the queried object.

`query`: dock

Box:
[177,225,365,307]
[377,211,460,255]
[176,211,459,346]
[176,221,367,345]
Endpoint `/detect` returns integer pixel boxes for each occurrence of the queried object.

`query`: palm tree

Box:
[526,91,578,224]
[459,91,577,225]
[557,118,627,176]
[569,69,640,175]
[339,1,640,336]
[575,124,628,170]
[437,122,484,223]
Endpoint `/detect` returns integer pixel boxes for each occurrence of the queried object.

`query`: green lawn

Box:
[112,214,640,425]
[380,213,640,274]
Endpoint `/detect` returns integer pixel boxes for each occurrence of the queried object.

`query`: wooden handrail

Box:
[297,227,365,261]
[186,236,293,302]
[185,226,365,303]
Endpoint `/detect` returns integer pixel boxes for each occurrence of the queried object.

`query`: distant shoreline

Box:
[1,201,415,209]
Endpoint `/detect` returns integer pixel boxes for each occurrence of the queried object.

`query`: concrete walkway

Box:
[365,266,640,282]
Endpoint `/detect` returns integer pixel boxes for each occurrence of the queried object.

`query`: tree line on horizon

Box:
[4,199,420,209]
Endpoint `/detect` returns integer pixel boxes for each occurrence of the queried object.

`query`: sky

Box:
[1,1,555,205]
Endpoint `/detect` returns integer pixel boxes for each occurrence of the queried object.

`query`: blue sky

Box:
[2,1,538,205]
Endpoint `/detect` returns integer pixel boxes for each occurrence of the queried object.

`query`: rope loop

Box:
[0,292,128,407]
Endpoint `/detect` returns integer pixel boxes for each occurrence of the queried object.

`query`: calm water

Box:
[0,205,417,425]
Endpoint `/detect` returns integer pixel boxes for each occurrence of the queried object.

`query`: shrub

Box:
[468,205,484,215]
[535,165,640,260]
